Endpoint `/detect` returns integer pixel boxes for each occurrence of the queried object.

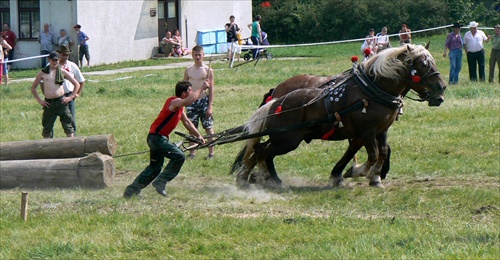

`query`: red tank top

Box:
[149,96,183,137]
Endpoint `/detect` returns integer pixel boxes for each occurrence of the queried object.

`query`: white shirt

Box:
[61,60,85,93]
[463,30,487,53]
[376,33,389,45]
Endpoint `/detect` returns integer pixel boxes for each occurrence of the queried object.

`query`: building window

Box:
[0,0,10,27]
[18,0,40,39]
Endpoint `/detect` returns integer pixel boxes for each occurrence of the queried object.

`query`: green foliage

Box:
[253,0,497,44]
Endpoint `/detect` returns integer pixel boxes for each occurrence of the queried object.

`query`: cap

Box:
[48,52,59,60]
[73,24,81,29]
[495,24,500,28]
[369,28,375,31]
[452,22,462,28]
[468,21,479,27]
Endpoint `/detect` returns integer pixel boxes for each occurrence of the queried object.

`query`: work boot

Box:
[152,181,167,197]
[123,186,141,199]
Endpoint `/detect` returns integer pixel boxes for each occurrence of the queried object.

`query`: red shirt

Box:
[3,30,17,48]
[149,96,183,137]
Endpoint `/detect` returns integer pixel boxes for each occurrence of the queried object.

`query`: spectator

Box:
[123,81,209,198]
[183,46,215,160]
[361,28,377,61]
[57,29,73,48]
[443,22,463,85]
[30,52,81,138]
[225,15,241,62]
[0,34,11,85]
[488,24,500,83]
[2,23,17,73]
[160,30,179,56]
[74,24,90,69]
[248,15,263,59]
[173,29,190,56]
[463,21,490,81]
[399,23,412,45]
[39,23,56,68]
[57,45,85,134]
[376,27,391,52]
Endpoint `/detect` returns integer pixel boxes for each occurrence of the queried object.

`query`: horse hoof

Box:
[369,181,385,188]
[343,167,354,178]
[329,177,345,188]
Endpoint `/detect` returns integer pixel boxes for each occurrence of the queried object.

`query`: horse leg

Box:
[365,134,389,188]
[330,139,364,187]
[236,154,257,189]
[264,156,282,187]
[380,144,391,180]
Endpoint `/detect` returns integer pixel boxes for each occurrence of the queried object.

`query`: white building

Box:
[1,0,252,69]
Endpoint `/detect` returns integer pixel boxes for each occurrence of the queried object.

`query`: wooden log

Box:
[0,135,117,160]
[0,153,115,189]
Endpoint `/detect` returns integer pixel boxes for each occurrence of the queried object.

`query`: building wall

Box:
[11,0,252,68]
[179,0,252,51]
[75,0,158,66]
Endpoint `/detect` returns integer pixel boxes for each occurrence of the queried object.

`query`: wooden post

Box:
[21,192,29,221]
[0,135,117,160]
[0,153,115,189]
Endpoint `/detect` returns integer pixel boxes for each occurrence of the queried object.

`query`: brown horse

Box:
[231,44,446,188]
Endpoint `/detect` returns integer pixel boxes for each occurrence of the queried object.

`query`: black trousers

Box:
[466,49,485,81]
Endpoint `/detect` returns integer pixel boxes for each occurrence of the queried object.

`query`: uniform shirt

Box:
[61,60,85,93]
[149,97,183,137]
[463,30,487,52]
[492,34,500,50]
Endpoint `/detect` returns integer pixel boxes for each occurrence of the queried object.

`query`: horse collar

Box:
[353,64,403,109]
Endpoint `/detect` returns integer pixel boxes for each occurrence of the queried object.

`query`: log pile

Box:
[0,135,117,189]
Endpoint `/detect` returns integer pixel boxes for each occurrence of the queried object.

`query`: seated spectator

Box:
[160,30,179,56]
[361,28,378,60]
[376,27,391,52]
[399,23,412,45]
[173,29,190,56]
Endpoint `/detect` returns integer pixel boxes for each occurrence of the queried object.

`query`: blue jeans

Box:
[448,49,462,84]
[125,133,186,193]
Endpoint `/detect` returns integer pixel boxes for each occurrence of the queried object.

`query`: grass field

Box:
[0,34,499,259]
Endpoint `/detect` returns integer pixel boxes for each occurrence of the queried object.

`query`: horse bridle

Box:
[405,55,441,102]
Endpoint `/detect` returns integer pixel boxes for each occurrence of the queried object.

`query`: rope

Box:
[113,150,149,158]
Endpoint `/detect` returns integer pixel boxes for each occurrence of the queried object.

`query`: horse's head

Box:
[404,43,446,106]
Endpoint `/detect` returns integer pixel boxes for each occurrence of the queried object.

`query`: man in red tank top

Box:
[124,80,209,198]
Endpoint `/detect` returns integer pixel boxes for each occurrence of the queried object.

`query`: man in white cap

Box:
[463,21,490,81]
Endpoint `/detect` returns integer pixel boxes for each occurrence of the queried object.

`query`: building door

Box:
[158,0,178,40]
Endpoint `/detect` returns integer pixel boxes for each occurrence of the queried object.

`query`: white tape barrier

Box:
[3,54,48,64]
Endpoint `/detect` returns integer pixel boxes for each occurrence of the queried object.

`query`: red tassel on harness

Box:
[322,128,335,140]
[274,105,282,115]
[265,95,273,103]
[351,56,359,63]
[412,75,421,83]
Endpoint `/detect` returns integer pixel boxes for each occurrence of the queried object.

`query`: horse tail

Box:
[230,100,275,174]
[259,88,275,107]
[229,144,247,175]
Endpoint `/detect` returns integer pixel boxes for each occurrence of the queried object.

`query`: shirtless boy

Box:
[183,45,215,159]
[31,51,81,138]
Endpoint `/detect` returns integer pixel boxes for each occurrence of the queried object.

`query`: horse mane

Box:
[362,44,435,82]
